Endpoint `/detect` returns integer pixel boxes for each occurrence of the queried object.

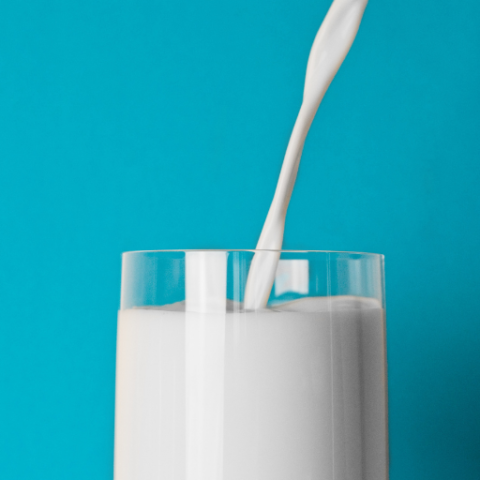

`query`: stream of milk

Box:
[244,0,369,310]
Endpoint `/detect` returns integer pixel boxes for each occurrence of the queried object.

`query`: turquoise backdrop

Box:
[1,0,479,478]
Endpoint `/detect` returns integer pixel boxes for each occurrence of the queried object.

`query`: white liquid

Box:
[244,0,369,310]
[114,296,388,480]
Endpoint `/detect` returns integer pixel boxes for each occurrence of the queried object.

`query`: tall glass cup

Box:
[115,250,388,480]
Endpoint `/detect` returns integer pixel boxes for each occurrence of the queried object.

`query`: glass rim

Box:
[122,249,384,258]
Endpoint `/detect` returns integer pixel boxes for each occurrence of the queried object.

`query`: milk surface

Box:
[114,296,387,480]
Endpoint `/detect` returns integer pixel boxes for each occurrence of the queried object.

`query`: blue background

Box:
[1,0,479,478]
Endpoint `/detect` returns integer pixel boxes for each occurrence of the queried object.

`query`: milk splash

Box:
[244,0,369,310]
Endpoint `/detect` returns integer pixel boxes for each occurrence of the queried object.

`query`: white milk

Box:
[244,0,369,309]
[115,3,382,478]
[114,296,388,480]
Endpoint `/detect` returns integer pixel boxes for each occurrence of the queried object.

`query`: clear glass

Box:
[115,250,388,480]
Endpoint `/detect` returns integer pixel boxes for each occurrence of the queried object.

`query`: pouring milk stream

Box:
[244,0,369,310]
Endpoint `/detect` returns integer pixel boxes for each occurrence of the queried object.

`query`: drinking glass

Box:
[115,250,388,480]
